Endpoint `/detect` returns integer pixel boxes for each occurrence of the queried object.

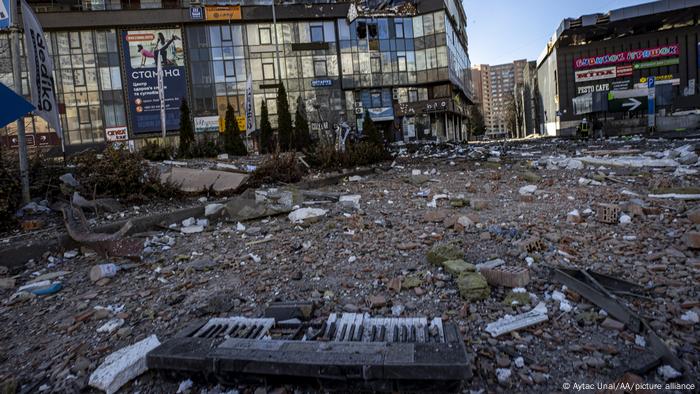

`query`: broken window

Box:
[368,22,378,39]
[357,21,367,39]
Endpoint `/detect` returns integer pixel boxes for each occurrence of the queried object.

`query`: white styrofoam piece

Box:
[88,335,161,394]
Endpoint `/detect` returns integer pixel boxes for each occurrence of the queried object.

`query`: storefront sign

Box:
[366,107,394,121]
[105,126,129,141]
[5,132,59,148]
[311,79,332,87]
[236,115,246,132]
[616,64,633,77]
[190,6,203,20]
[122,28,187,134]
[205,5,241,21]
[577,83,609,95]
[633,58,679,69]
[209,115,247,133]
[611,80,630,91]
[194,116,220,133]
[574,44,679,69]
[574,66,616,83]
[634,75,679,89]
[425,100,448,112]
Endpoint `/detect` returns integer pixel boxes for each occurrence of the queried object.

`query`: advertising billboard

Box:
[574,44,679,69]
[194,116,220,133]
[106,126,129,141]
[574,66,616,83]
[205,5,241,21]
[122,28,187,135]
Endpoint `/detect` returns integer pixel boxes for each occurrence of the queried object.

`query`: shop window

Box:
[371,90,382,107]
[409,89,418,102]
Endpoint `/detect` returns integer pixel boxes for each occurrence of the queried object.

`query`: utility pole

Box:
[10,0,30,204]
[271,0,281,83]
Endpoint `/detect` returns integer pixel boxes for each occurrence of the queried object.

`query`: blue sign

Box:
[122,29,188,134]
[190,6,203,20]
[0,82,34,128]
[311,79,332,87]
[0,0,10,30]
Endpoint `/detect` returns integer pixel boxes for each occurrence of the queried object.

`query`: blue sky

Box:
[463,0,652,66]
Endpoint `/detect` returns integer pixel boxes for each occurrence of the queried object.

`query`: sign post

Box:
[647,76,655,132]
[10,0,30,204]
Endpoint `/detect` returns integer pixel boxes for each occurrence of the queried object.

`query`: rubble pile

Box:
[0,137,698,393]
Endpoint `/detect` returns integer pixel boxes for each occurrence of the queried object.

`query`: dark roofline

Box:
[537,0,700,66]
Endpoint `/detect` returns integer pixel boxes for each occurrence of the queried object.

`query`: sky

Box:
[463,0,652,66]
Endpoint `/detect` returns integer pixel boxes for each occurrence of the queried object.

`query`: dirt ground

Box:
[0,136,699,393]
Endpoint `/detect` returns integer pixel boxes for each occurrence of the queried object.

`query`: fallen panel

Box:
[147,313,472,392]
[485,302,548,337]
[162,167,248,194]
[89,335,161,394]
[551,267,688,375]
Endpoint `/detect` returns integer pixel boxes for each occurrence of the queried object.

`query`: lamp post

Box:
[271,0,281,83]
[10,0,30,204]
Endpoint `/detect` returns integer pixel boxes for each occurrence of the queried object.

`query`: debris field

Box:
[0,136,699,393]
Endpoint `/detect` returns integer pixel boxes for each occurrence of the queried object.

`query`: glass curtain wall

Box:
[0,29,125,146]
[338,11,448,124]
[187,21,342,131]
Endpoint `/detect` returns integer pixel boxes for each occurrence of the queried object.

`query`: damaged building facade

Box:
[536,0,700,136]
[0,0,472,152]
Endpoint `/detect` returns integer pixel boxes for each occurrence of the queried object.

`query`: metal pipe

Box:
[11,0,31,204]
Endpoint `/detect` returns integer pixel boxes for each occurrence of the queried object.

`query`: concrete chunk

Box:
[441,259,475,276]
[88,335,160,394]
[426,243,464,265]
[161,167,248,194]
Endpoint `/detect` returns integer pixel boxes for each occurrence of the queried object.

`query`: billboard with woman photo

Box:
[122,28,187,134]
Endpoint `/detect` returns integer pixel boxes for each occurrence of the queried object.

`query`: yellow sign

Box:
[205,5,241,21]
[218,116,247,134]
[236,116,246,132]
[640,75,674,83]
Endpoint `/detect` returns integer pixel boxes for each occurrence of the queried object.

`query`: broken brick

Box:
[480,266,531,288]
